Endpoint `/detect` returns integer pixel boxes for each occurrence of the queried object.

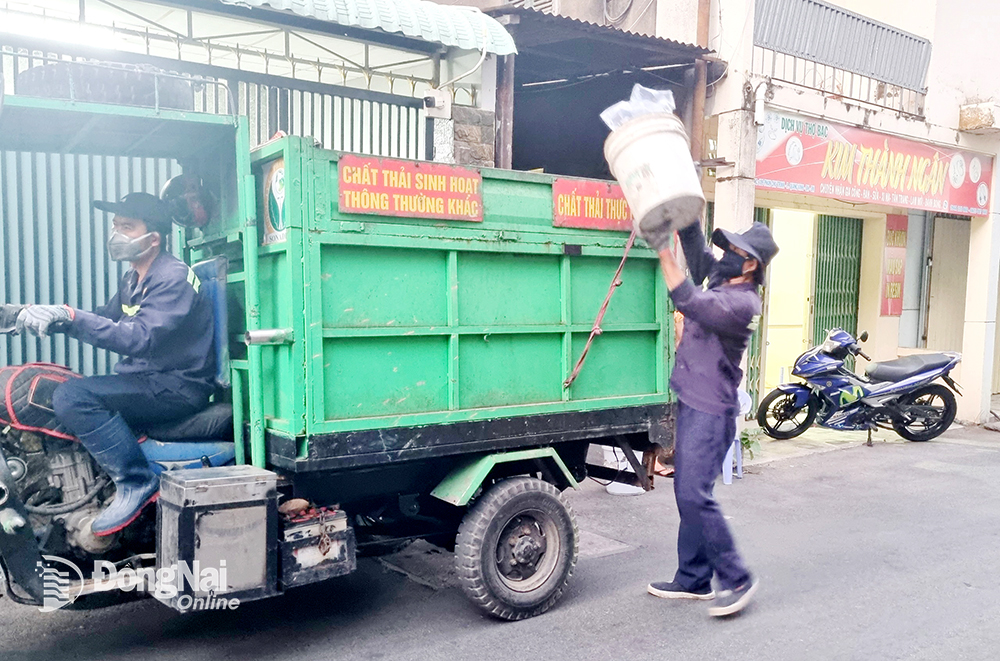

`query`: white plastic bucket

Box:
[604,113,705,239]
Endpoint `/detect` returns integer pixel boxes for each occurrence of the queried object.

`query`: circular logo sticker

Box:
[949,154,966,189]
[977,182,989,209]
[785,136,804,166]
[970,157,982,184]
[268,168,286,232]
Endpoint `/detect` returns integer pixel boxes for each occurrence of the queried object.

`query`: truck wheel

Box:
[455,477,578,621]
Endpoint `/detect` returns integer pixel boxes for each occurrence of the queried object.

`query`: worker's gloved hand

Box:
[16,305,75,337]
[636,220,673,252]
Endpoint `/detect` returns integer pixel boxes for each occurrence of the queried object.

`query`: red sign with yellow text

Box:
[756,110,994,215]
[552,179,632,231]
[881,214,908,316]
[338,155,483,222]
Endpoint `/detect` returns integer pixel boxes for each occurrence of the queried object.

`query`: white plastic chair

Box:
[723,389,753,485]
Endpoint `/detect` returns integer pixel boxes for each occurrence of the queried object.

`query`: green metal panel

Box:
[324,335,450,417]
[460,334,565,408]
[248,137,673,448]
[570,257,657,325]
[569,332,658,399]
[459,253,562,326]
[430,448,580,507]
[813,215,863,355]
[321,246,449,327]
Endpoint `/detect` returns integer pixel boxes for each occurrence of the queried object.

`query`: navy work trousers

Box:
[672,400,752,592]
[52,373,208,438]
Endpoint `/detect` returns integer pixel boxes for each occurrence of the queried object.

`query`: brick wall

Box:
[452,106,496,168]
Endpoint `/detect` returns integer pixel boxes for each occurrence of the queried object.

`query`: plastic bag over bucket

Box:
[601,85,705,247]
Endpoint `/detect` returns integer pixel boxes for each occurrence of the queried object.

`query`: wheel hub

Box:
[498,516,548,580]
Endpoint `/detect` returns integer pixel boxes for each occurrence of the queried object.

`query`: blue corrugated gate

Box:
[0,152,181,375]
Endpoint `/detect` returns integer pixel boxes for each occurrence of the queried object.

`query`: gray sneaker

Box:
[647,580,715,600]
[707,578,758,617]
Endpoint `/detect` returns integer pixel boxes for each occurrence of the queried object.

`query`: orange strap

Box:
[563,229,639,389]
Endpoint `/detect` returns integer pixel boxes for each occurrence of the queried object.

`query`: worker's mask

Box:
[709,250,751,287]
[107,230,157,262]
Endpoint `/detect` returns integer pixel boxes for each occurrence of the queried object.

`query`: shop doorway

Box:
[925,216,970,352]
[812,215,864,353]
[762,209,817,391]
[761,211,863,391]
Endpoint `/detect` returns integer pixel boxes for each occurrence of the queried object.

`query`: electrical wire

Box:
[438,9,490,90]
[706,0,756,88]
[587,446,626,487]
[622,0,658,33]
[604,0,635,26]
[23,477,110,516]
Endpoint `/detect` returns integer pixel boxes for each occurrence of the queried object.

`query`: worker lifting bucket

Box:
[602,86,705,241]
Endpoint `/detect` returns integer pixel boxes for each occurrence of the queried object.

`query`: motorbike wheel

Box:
[891,384,957,442]
[757,389,818,439]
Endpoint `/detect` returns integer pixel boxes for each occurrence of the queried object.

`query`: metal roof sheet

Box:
[754,0,931,92]
[492,7,709,54]
[488,7,710,84]
[219,0,517,55]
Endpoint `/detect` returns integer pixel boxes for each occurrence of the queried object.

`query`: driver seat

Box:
[138,256,236,474]
[865,353,955,383]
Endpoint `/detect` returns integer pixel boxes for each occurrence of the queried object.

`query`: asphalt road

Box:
[2,427,999,661]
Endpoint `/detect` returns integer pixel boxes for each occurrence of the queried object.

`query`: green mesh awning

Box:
[220,0,517,55]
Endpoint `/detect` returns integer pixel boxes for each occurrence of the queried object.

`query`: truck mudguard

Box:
[430,448,579,506]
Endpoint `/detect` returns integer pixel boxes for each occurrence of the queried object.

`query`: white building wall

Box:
[649,0,1000,422]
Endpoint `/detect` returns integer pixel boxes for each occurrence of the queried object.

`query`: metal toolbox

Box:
[157,465,278,607]
[279,506,356,589]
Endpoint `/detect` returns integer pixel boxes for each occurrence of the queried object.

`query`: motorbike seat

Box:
[143,402,233,442]
[865,354,954,383]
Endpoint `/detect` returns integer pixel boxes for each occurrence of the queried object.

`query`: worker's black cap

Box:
[93,193,171,235]
[712,222,779,268]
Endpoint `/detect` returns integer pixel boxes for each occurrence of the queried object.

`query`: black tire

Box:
[757,388,818,439]
[891,383,957,441]
[455,477,578,621]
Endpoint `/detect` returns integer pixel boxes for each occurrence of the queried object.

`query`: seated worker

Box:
[17,193,215,536]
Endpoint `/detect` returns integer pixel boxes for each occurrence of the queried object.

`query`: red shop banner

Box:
[552,178,632,231]
[881,214,908,316]
[338,155,483,222]
[756,110,994,216]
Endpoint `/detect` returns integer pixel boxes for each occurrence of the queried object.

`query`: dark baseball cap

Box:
[93,193,171,234]
[712,222,779,268]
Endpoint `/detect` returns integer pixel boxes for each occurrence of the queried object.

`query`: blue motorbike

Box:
[757,329,961,442]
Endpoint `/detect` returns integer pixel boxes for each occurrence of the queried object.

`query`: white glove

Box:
[15,305,75,337]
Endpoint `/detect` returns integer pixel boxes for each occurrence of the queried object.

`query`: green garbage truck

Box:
[0,66,674,621]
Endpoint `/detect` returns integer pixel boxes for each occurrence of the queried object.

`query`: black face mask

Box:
[713,250,749,283]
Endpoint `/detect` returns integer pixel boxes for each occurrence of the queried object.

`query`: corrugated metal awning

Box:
[219,0,517,55]
[754,0,932,92]
[487,7,710,85]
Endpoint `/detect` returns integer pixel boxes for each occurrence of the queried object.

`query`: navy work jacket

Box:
[668,224,761,418]
[67,251,216,399]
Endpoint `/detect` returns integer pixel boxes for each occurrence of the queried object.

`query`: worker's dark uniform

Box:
[667,223,760,592]
[52,251,215,436]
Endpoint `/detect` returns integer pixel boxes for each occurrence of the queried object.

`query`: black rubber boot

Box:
[77,415,160,537]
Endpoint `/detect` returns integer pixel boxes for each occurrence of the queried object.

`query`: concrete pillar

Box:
[713,107,758,233]
[705,0,756,234]
[958,172,1000,421]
